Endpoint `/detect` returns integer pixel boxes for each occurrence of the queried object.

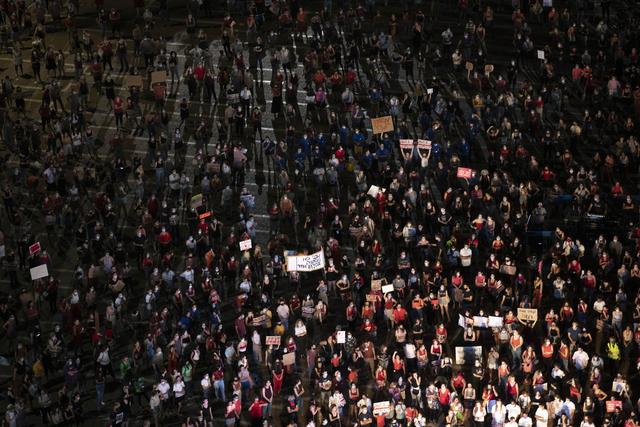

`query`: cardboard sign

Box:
[29,242,41,256]
[381,284,394,294]
[253,314,267,326]
[199,211,212,220]
[337,330,346,344]
[371,116,394,135]
[30,264,49,280]
[239,239,252,251]
[488,316,504,328]
[283,352,295,366]
[517,308,538,322]
[191,194,203,209]
[124,75,143,88]
[372,401,390,416]
[457,167,474,179]
[286,251,326,272]
[371,279,382,291]
[455,346,483,365]
[151,71,167,86]
[265,335,281,346]
[606,400,622,413]
[537,50,545,60]
[465,62,474,71]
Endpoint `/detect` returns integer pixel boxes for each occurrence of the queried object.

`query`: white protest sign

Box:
[458,314,468,328]
[239,239,252,251]
[473,316,489,328]
[367,185,382,198]
[381,284,395,294]
[373,401,390,416]
[286,251,326,272]
[488,316,504,328]
[537,50,545,60]
[337,331,346,344]
[30,264,49,280]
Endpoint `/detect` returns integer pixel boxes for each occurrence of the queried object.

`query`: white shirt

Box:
[404,343,416,359]
[173,381,185,398]
[201,376,211,390]
[506,403,521,420]
[276,304,290,320]
[460,247,472,266]
[535,406,548,427]
[518,415,533,427]
[157,381,170,400]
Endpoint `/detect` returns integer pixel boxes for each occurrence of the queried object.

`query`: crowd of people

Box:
[1,0,640,426]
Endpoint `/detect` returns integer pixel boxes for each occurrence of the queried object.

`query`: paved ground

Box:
[0,0,623,425]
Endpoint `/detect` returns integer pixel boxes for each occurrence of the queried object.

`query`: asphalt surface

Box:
[0,0,627,426]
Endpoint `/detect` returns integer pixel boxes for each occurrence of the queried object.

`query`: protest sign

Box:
[371,116,394,134]
[417,139,432,150]
[337,331,346,344]
[252,315,267,326]
[265,336,281,346]
[371,279,382,291]
[606,400,622,413]
[239,239,253,251]
[199,211,212,220]
[283,352,295,366]
[458,314,469,328]
[30,264,49,280]
[517,308,538,322]
[381,284,394,294]
[537,50,545,60]
[373,401,390,416]
[399,139,414,150]
[286,251,326,272]
[190,194,203,209]
[488,316,504,328]
[473,316,489,328]
[124,75,143,88]
[29,242,41,256]
[151,71,167,86]
[455,346,483,365]
[457,167,474,179]
[367,185,383,198]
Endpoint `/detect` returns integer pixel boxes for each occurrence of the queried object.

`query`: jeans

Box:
[214,379,226,402]
[96,383,105,408]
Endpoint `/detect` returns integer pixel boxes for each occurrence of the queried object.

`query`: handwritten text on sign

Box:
[517,308,538,322]
[286,251,326,272]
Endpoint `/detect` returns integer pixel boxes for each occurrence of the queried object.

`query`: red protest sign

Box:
[456,167,474,179]
[199,211,212,220]
[29,242,41,256]
[606,400,622,413]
